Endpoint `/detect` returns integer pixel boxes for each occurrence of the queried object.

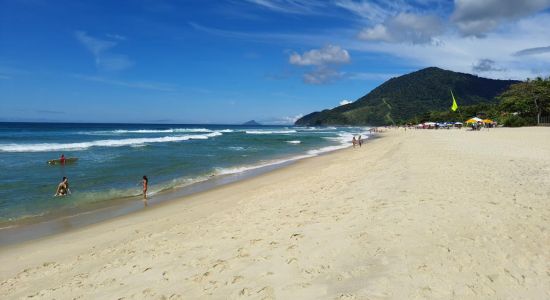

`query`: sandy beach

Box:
[1,127,549,299]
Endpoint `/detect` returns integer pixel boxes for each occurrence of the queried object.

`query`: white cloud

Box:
[452,0,550,36]
[289,44,350,66]
[75,31,116,56]
[75,31,133,71]
[514,45,550,56]
[289,45,350,84]
[472,59,504,73]
[334,0,394,23]
[347,13,550,80]
[262,114,304,125]
[339,99,352,106]
[243,0,326,14]
[303,67,344,84]
[358,13,444,44]
[74,74,176,92]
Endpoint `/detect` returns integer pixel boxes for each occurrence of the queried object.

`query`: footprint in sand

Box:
[250,238,263,245]
[290,233,303,240]
[237,247,250,258]
[212,259,228,272]
[231,275,244,284]
[257,286,275,299]
[239,288,251,297]
[286,257,298,264]
[191,271,211,283]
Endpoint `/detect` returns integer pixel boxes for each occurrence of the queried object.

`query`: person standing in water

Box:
[55,176,70,196]
[59,154,66,165]
[142,175,148,206]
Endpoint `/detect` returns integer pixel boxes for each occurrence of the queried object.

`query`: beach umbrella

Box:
[465,117,482,123]
[483,119,493,124]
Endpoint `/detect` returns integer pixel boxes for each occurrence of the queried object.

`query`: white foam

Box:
[219,129,234,133]
[130,144,147,148]
[214,132,369,177]
[0,132,223,152]
[295,126,337,131]
[112,128,213,134]
[245,130,297,134]
[286,140,301,144]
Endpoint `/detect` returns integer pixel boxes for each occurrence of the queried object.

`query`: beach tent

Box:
[454,122,463,125]
[483,119,493,124]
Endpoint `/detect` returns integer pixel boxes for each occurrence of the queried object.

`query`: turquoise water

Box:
[0,123,370,223]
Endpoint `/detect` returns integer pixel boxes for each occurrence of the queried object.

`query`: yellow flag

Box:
[451,90,458,112]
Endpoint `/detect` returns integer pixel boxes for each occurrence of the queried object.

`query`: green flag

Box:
[451,90,458,111]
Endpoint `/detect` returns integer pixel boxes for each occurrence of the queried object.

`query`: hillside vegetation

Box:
[295,67,519,126]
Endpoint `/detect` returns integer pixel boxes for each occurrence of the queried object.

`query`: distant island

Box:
[242,120,261,126]
[295,67,519,126]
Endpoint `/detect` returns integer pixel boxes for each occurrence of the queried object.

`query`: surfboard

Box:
[47,158,78,165]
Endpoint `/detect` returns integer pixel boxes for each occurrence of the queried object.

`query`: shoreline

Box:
[2,127,548,299]
[0,133,369,246]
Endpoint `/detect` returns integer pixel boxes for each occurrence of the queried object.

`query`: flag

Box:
[451,90,458,111]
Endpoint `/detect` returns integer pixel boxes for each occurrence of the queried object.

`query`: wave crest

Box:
[0,132,222,152]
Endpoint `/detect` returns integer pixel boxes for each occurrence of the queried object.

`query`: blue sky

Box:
[1,0,549,124]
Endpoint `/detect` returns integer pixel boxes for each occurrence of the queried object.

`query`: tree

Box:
[498,78,550,125]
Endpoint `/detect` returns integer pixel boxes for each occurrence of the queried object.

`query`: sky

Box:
[1,0,549,124]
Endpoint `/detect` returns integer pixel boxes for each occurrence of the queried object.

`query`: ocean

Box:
[0,122,370,225]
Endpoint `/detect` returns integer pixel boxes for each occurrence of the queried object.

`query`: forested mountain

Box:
[295,67,519,126]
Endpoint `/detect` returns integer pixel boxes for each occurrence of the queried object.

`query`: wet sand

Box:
[1,127,549,299]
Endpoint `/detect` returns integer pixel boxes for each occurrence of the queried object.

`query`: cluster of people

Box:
[53,154,150,207]
[352,135,363,148]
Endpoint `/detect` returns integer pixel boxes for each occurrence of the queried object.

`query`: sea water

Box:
[0,123,370,224]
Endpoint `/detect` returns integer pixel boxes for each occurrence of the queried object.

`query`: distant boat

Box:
[48,157,78,165]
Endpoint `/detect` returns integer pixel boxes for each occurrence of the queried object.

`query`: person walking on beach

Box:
[142,175,148,206]
[352,136,357,148]
[55,176,70,196]
[358,135,362,147]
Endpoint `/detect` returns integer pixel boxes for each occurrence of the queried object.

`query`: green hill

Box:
[295,67,519,126]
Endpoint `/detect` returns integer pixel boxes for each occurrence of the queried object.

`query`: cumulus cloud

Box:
[472,59,504,73]
[348,13,550,80]
[289,45,350,84]
[358,13,444,44]
[452,0,550,36]
[339,99,352,106]
[75,31,133,71]
[514,45,550,56]
[289,44,350,66]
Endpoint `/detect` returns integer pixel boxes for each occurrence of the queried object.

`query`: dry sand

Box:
[1,127,549,299]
